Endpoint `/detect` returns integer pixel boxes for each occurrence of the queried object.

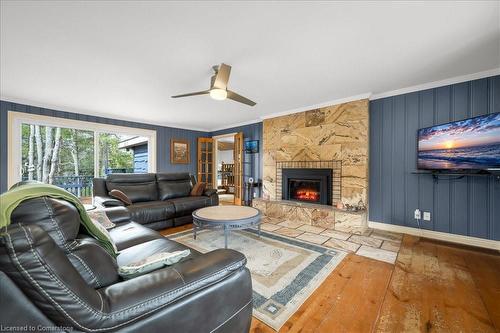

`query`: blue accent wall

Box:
[211,122,263,200]
[0,100,209,193]
[369,75,500,241]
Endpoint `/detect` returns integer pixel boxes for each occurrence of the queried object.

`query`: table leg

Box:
[258,223,261,238]
[224,225,228,249]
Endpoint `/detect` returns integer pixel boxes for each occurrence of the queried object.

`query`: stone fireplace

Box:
[255,98,369,230]
[262,98,369,207]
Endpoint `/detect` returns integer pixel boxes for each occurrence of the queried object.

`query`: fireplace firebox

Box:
[282,168,332,205]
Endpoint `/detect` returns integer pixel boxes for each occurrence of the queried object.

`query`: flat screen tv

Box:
[417,112,500,171]
[244,140,259,154]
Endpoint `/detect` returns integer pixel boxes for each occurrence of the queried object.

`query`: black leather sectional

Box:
[0,195,252,332]
[93,173,219,230]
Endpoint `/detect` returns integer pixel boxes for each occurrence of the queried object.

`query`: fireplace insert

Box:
[282,168,332,205]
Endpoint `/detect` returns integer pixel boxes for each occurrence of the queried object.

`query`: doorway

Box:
[198,132,243,205]
[215,135,235,205]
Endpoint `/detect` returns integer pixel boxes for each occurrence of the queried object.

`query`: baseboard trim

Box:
[368,221,500,251]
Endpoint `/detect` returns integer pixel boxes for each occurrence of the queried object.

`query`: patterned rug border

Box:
[168,228,345,256]
[167,227,347,331]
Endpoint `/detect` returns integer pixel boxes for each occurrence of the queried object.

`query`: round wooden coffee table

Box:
[192,206,261,249]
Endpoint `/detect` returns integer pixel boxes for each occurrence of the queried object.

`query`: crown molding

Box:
[209,118,263,133]
[259,92,372,120]
[371,68,500,100]
[0,96,210,132]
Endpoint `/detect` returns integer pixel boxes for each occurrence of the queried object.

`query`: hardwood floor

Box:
[162,224,500,332]
[374,236,499,333]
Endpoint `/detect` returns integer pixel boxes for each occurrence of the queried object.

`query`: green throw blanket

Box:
[0,183,117,257]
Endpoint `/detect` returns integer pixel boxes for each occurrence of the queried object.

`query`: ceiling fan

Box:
[171,63,256,106]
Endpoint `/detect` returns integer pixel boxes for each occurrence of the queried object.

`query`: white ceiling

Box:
[1,1,499,131]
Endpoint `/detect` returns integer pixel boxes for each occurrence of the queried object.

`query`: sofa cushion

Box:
[10,197,80,249]
[67,237,119,288]
[106,173,158,203]
[0,224,109,326]
[157,173,192,200]
[106,183,158,203]
[168,196,211,217]
[109,222,164,251]
[127,201,175,224]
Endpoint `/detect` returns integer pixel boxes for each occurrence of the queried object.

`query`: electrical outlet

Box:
[414,209,421,220]
[423,212,431,221]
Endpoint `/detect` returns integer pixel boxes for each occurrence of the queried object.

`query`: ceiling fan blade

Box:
[212,63,231,89]
[227,90,256,106]
[171,90,210,98]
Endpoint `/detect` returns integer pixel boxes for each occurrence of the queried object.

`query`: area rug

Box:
[168,228,347,330]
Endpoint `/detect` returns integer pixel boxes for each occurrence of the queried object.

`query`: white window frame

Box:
[7,111,157,189]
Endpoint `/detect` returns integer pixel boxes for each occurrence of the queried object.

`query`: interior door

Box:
[233,132,243,205]
[197,137,214,189]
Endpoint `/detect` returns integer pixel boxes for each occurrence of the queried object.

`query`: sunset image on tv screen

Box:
[417,112,500,170]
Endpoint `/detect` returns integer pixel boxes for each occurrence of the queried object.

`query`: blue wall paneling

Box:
[369,75,500,241]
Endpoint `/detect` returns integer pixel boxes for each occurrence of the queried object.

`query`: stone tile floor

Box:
[261,216,402,264]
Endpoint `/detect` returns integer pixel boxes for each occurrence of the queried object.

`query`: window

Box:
[99,133,149,177]
[21,124,95,197]
[9,112,156,201]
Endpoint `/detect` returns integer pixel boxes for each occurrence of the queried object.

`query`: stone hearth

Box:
[252,198,367,232]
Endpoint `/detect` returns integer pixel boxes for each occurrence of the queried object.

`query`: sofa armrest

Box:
[94,195,124,208]
[203,188,219,206]
[104,206,131,224]
[93,177,108,197]
[103,249,247,312]
[203,188,217,196]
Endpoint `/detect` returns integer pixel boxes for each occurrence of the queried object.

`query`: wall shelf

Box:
[411,171,500,183]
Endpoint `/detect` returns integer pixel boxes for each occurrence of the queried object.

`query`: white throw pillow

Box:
[118,250,191,279]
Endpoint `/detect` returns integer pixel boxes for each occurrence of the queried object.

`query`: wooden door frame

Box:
[233,132,244,206]
[212,133,237,190]
[197,137,214,189]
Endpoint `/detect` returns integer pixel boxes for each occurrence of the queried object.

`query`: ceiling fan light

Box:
[210,88,227,100]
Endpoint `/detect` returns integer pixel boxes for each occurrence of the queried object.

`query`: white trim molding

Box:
[211,119,262,132]
[371,68,500,100]
[368,221,500,251]
[259,93,372,120]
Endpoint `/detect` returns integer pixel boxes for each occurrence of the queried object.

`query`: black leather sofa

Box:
[0,195,252,332]
[93,173,219,230]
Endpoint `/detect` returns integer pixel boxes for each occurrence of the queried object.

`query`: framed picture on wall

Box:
[171,139,190,164]
[244,140,259,154]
